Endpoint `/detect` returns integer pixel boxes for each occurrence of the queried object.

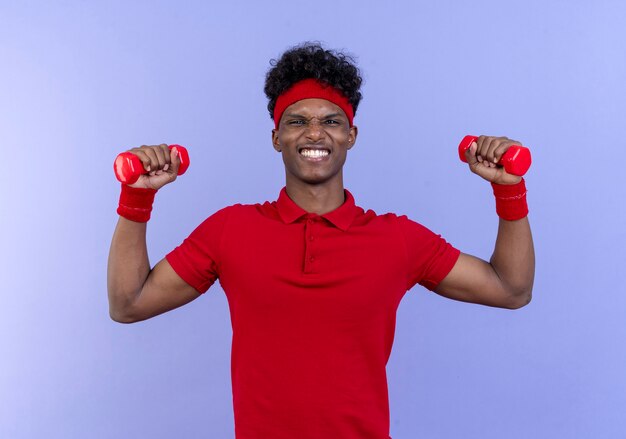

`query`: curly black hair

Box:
[264,42,363,121]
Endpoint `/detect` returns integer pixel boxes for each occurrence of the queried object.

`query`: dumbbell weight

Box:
[458,135,531,176]
[114,144,190,185]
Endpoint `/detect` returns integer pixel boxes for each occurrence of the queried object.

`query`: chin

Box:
[288,170,338,186]
[285,161,344,187]
[299,175,333,185]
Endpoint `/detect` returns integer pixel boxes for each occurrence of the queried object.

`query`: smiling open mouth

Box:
[299,148,330,158]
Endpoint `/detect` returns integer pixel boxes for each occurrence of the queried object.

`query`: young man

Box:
[108,43,534,439]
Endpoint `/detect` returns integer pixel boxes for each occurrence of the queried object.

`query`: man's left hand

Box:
[464,135,523,185]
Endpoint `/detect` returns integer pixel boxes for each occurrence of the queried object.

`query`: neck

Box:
[285,178,346,215]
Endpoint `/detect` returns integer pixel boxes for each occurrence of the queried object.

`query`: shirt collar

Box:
[276,187,359,231]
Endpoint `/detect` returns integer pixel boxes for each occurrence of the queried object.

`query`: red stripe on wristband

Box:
[491,179,528,221]
[117,183,157,223]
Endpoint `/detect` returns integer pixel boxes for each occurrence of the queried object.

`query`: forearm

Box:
[107,217,151,320]
[490,216,535,300]
[440,136,535,309]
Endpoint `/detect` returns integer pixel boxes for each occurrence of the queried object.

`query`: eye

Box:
[288,119,305,125]
[324,119,340,125]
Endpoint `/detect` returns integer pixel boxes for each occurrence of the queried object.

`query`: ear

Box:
[272,128,281,152]
[346,125,358,150]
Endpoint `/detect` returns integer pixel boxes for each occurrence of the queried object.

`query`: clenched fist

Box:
[124,144,182,190]
[464,135,524,185]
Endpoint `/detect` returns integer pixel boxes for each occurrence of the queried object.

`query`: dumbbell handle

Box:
[113,144,190,185]
[458,135,531,176]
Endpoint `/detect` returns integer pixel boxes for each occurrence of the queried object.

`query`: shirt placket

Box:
[303,216,319,274]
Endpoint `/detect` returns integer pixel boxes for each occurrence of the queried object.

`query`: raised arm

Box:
[107,144,199,323]
[435,136,535,309]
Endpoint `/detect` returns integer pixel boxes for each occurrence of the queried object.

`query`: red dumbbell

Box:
[458,135,531,176]
[113,144,190,185]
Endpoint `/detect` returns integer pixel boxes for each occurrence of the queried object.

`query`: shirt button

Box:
[309,236,314,241]
[307,219,314,224]
[309,256,315,262]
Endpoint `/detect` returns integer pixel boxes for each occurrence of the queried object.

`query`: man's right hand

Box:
[126,144,181,190]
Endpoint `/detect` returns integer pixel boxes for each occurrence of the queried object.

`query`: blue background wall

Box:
[1,1,625,437]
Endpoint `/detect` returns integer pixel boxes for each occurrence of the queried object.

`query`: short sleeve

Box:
[397,215,460,291]
[165,206,231,294]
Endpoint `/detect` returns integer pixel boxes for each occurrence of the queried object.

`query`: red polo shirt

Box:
[165,188,460,439]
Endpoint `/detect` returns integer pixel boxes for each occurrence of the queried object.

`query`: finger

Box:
[151,144,168,170]
[477,136,495,163]
[129,146,154,172]
[484,137,501,163]
[137,145,159,173]
[153,144,170,175]
[158,144,171,171]
[169,146,181,175]
[488,137,511,163]
[476,135,490,162]
[493,139,518,164]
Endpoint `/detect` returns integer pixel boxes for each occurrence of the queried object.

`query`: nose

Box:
[304,119,325,141]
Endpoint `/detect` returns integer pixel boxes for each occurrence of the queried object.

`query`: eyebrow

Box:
[284,113,344,120]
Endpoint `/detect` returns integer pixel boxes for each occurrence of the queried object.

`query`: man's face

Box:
[272,98,358,187]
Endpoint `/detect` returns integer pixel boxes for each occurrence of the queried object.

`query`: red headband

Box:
[273,78,354,129]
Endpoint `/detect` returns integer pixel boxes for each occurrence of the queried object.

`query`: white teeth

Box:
[300,149,329,158]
